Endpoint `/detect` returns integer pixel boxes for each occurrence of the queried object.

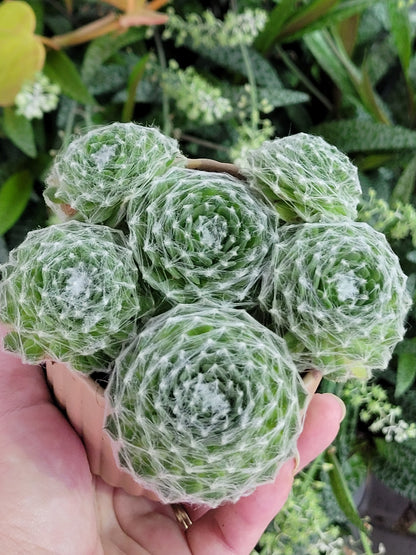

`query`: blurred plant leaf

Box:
[391,153,416,206]
[254,0,298,53]
[0,0,45,106]
[3,107,37,158]
[0,169,33,235]
[387,0,412,77]
[305,29,390,122]
[395,351,416,397]
[121,53,149,122]
[81,27,146,85]
[283,0,378,43]
[324,446,367,533]
[43,49,96,105]
[312,120,416,152]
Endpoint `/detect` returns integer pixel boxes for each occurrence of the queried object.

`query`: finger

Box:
[0,325,50,417]
[186,392,345,555]
[297,393,346,472]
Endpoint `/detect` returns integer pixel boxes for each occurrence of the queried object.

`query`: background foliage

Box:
[1,0,416,553]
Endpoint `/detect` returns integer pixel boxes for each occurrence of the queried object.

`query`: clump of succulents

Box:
[44,122,185,226]
[0,221,153,373]
[127,167,278,305]
[239,133,362,223]
[105,303,307,507]
[259,222,412,381]
[0,120,412,508]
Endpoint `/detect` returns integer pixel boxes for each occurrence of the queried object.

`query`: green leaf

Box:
[324,446,367,532]
[254,0,298,53]
[387,0,412,76]
[311,120,416,152]
[3,107,37,158]
[122,54,149,123]
[44,49,95,105]
[81,27,146,85]
[0,170,33,235]
[278,0,340,42]
[304,30,357,99]
[395,351,416,397]
[391,153,416,206]
[283,0,377,43]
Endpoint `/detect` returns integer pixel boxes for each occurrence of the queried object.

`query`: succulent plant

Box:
[127,167,278,305]
[43,122,185,226]
[0,221,153,373]
[259,222,412,381]
[239,133,362,223]
[105,303,307,507]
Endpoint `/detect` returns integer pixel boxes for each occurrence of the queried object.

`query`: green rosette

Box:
[240,133,362,223]
[105,303,307,507]
[0,221,153,373]
[44,122,185,226]
[127,167,278,305]
[259,222,412,381]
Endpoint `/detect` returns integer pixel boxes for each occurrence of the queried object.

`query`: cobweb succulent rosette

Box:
[43,122,185,226]
[259,222,412,381]
[0,221,153,373]
[127,167,278,305]
[239,133,362,223]
[105,303,308,507]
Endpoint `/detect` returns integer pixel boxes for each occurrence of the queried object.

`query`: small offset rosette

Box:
[239,133,362,223]
[0,221,153,373]
[105,303,308,508]
[259,222,412,381]
[127,167,278,305]
[44,122,185,225]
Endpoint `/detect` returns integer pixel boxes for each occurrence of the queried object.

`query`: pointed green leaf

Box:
[324,446,367,532]
[254,0,297,53]
[282,0,377,43]
[395,352,416,397]
[278,0,339,42]
[44,49,95,105]
[391,153,416,205]
[3,107,37,158]
[387,0,412,76]
[0,170,33,235]
[122,53,150,123]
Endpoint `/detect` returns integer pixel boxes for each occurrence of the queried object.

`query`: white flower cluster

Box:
[162,61,232,124]
[163,7,267,50]
[15,72,60,120]
[346,382,416,443]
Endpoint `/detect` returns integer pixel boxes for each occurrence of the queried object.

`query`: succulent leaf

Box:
[259,222,412,380]
[105,303,307,507]
[43,122,185,226]
[239,132,362,223]
[0,221,153,373]
[127,167,278,305]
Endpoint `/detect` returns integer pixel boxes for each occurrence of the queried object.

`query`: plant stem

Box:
[185,158,246,180]
[154,28,171,137]
[231,0,259,131]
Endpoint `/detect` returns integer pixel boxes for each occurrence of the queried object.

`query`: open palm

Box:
[0,339,344,555]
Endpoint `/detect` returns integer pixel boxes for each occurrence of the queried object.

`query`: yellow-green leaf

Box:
[0,1,45,106]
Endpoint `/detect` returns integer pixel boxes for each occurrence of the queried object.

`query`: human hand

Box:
[0,333,344,555]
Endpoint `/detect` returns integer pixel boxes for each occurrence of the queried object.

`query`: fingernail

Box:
[326,393,346,422]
